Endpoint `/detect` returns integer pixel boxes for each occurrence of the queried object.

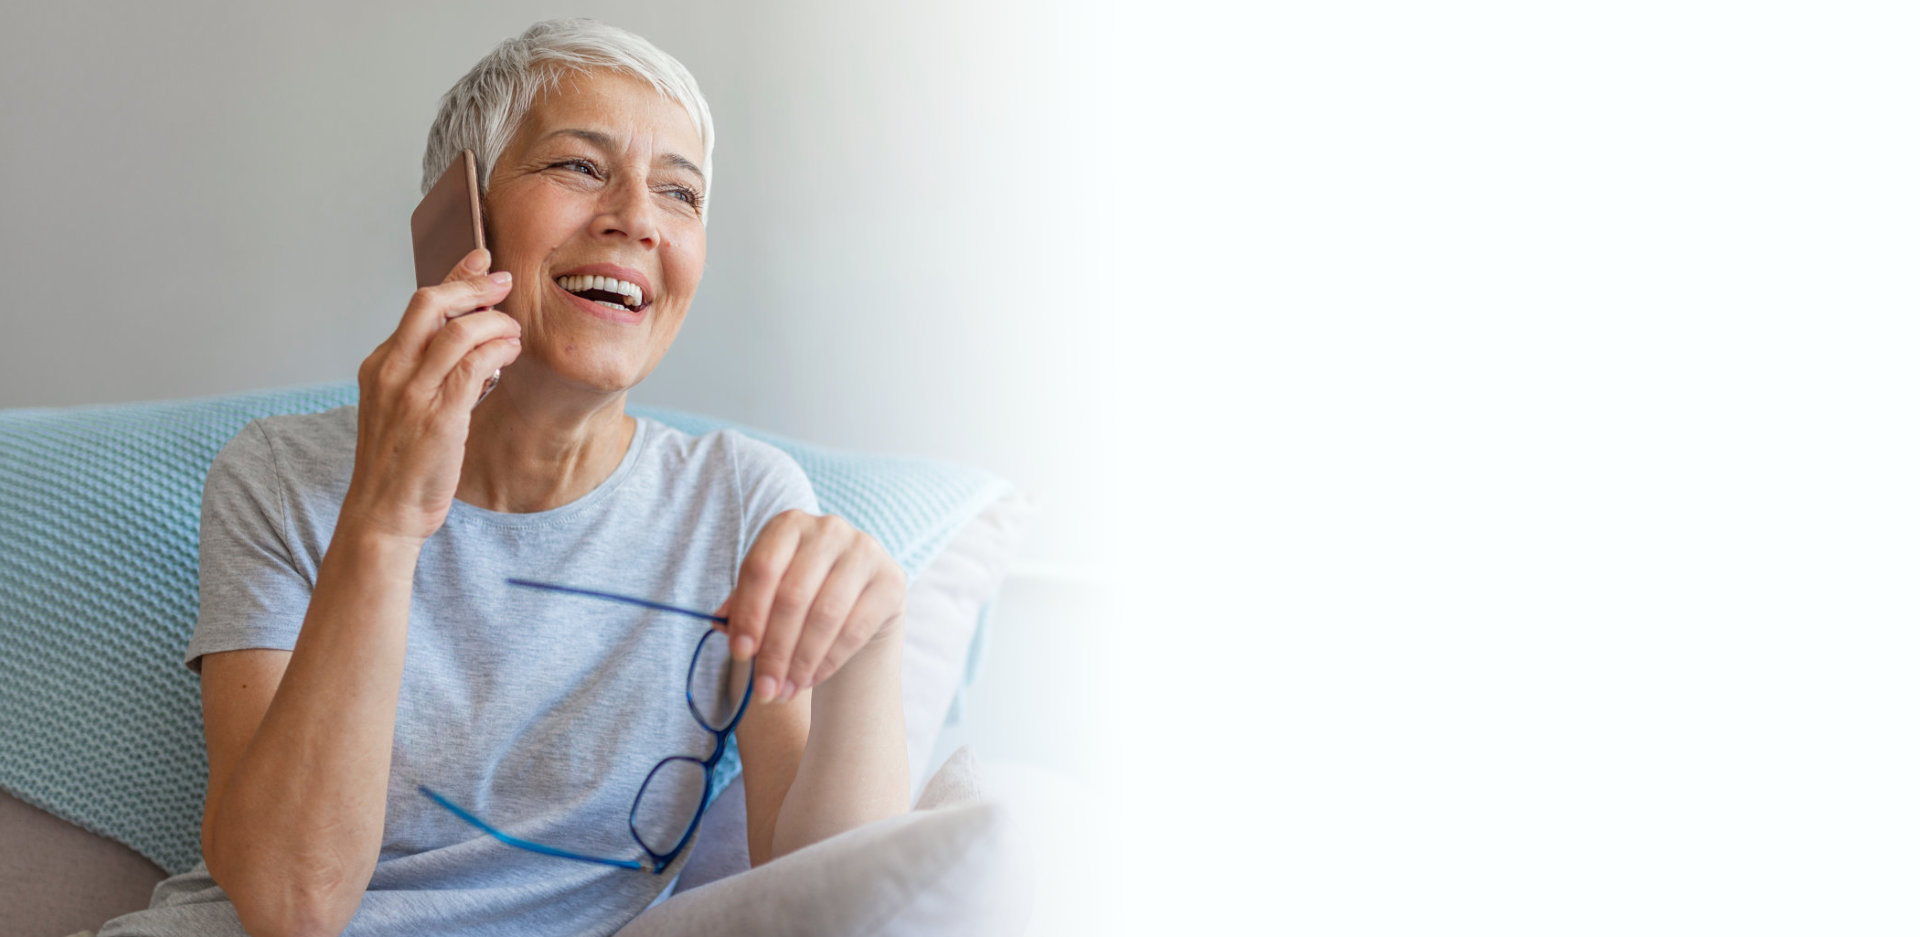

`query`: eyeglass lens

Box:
[631,630,744,854]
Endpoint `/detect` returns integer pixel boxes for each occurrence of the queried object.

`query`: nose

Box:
[593,180,662,247]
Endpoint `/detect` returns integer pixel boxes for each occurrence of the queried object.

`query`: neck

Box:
[454,375,637,514]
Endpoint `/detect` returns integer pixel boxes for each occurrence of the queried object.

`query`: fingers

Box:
[446,333,521,405]
[746,517,847,703]
[416,310,521,402]
[729,513,907,704]
[725,514,801,668]
[441,247,490,286]
[340,249,516,545]
[393,249,513,354]
[811,578,905,690]
[784,554,873,692]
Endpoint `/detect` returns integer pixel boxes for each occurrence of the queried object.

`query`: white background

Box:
[1099,1,1920,933]
[7,1,1920,933]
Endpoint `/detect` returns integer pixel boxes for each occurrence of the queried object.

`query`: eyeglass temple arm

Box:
[418,785,652,871]
[505,578,729,625]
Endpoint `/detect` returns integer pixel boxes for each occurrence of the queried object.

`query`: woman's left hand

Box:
[715,510,906,704]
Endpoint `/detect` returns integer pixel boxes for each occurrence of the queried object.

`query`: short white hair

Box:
[422,18,716,224]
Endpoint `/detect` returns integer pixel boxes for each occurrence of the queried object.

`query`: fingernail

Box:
[731,634,754,660]
[466,250,489,271]
[780,679,797,702]
[489,271,512,285]
[755,675,779,703]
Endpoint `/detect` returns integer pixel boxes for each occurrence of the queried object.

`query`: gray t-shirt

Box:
[99,405,818,937]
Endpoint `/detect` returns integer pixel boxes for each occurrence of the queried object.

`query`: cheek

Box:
[489,214,565,312]
[666,236,706,296]
[489,188,576,253]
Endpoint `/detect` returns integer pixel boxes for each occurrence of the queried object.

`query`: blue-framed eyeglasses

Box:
[417,578,754,874]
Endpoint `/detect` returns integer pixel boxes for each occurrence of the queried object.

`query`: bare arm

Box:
[200,248,520,937]
[725,511,912,864]
[730,665,808,867]
[201,528,420,937]
[768,628,908,858]
[732,628,908,866]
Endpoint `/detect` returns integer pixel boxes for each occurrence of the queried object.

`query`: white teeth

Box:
[557,273,646,306]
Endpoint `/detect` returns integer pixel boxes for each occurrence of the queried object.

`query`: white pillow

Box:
[898,492,1033,789]
[676,492,1032,891]
[912,743,987,810]
[624,746,1034,937]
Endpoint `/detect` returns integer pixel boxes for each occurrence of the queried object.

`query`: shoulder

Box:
[244,406,357,470]
[629,419,817,524]
[631,418,805,485]
[713,428,805,481]
[204,406,356,513]
[711,429,819,522]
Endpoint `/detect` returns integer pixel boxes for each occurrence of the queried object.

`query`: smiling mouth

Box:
[554,274,649,313]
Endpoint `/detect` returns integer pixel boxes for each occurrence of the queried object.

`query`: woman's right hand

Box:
[341,247,521,545]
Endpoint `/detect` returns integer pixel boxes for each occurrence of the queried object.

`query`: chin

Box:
[596,356,667,393]
[521,348,658,396]
[573,366,650,394]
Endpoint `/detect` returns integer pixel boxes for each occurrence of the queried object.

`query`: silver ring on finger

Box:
[474,368,501,408]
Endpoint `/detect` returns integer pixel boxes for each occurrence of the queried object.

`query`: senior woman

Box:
[98,18,913,937]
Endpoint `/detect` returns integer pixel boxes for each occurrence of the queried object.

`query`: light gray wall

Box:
[0,0,1116,576]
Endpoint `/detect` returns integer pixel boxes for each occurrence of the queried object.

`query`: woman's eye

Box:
[553,159,600,177]
[663,187,704,208]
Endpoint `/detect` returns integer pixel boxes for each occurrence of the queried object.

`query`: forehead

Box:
[516,69,702,158]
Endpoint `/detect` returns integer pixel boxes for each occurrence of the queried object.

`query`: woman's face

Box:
[482,69,707,395]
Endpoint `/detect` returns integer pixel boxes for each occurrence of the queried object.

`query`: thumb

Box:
[446,247,491,284]
[712,595,732,630]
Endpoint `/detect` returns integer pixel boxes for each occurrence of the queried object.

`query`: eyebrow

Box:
[540,129,705,184]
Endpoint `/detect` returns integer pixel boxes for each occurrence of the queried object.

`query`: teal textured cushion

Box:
[0,382,1009,875]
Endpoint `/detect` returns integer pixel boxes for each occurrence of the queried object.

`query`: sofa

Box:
[0,384,1058,937]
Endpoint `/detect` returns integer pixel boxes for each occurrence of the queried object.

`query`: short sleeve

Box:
[185,420,312,673]
[725,430,821,571]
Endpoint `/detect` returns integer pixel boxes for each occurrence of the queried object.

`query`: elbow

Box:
[207,833,362,937]
[241,909,354,937]
[226,878,361,937]
[234,912,349,937]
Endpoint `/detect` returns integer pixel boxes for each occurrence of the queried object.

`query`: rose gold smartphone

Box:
[410,149,500,404]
